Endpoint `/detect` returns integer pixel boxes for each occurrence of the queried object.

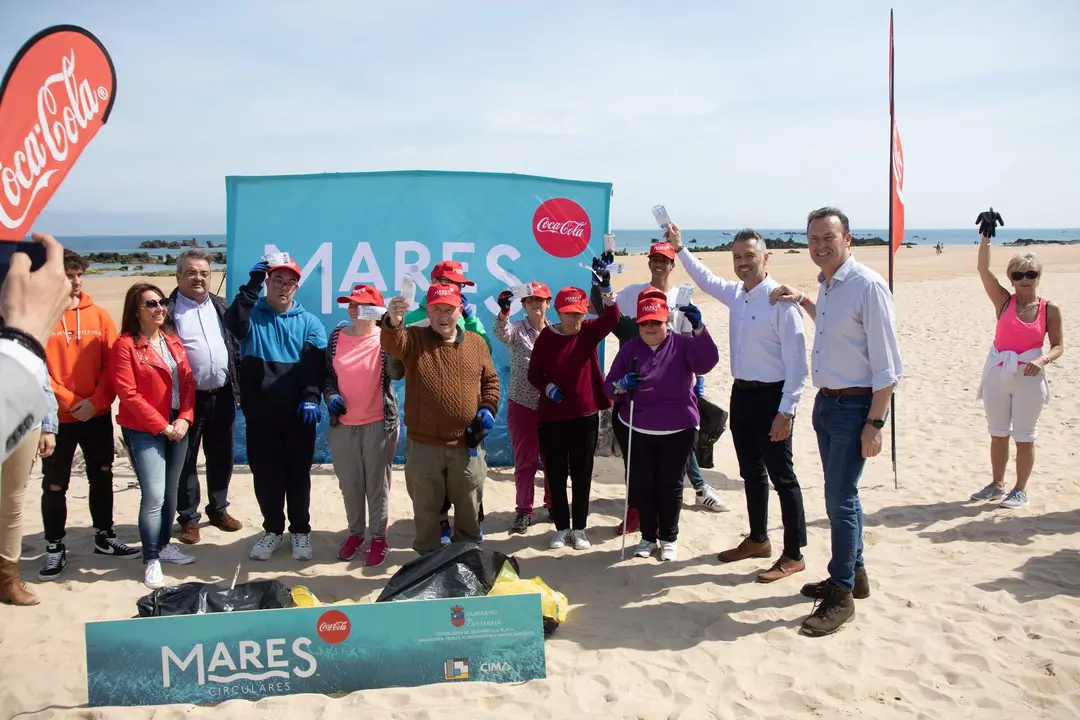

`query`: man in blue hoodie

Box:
[224,253,327,562]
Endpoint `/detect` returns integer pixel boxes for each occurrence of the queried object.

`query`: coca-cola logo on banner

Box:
[316,609,351,644]
[0,25,117,239]
[532,197,591,258]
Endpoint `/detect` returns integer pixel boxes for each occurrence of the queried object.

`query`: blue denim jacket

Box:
[39,376,59,434]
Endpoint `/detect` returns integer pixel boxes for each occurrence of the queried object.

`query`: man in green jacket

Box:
[403,260,490,544]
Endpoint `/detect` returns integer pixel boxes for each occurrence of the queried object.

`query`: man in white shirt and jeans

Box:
[669,226,809,584]
[771,207,903,637]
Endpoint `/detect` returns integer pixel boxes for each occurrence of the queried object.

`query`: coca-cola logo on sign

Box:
[532,198,591,258]
[0,25,117,239]
[316,610,351,644]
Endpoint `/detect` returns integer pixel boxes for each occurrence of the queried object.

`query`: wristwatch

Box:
[866,417,886,429]
[779,410,795,419]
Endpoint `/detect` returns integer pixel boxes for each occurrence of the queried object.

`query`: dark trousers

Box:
[730,382,807,559]
[176,388,236,525]
[629,428,696,543]
[246,416,315,535]
[538,413,599,530]
[41,413,116,543]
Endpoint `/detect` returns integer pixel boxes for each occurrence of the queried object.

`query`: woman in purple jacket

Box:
[604,290,719,561]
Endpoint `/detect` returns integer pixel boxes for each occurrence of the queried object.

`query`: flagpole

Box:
[888,9,898,490]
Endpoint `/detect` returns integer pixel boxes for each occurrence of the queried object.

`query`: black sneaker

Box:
[39,543,67,581]
[510,513,531,535]
[94,531,139,558]
[801,566,870,600]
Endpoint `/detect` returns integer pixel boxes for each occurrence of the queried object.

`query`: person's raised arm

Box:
[492,294,518,347]
[379,296,415,362]
[223,261,267,339]
[667,225,739,306]
[977,235,1010,311]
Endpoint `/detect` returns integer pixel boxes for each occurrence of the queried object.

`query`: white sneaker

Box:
[571,529,591,550]
[292,533,313,561]
[696,485,730,512]
[634,540,658,558]
[660,540,678,562]
[159,544,195,565]
[550,529,571,549]
[143,560,164,589]
[250,532,283,561]
[1000,489,1029,509]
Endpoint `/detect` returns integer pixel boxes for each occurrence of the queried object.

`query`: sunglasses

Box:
[1011,271,1039,281]
[143,299,165,309]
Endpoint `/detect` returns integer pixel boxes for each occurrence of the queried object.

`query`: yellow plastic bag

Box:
[291,585,355,607]
[486,561,568,632]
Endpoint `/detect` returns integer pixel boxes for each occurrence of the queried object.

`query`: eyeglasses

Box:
[269,277,299,290]
[143,299,164,309]
[1010,271,1039,281]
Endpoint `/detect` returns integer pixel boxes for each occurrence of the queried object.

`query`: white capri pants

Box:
[981,371,1049,442]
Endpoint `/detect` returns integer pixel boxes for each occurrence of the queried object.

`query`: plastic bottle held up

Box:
[400,271,417,306]
[652,205,673,230]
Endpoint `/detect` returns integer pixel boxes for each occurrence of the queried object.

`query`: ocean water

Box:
[58,229,1078,268]
[56,234,228,276]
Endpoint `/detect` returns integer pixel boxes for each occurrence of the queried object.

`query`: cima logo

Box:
[444,658,470,681]
[480,661,513,673]
[450,605,465,628]
[161,638,317,687]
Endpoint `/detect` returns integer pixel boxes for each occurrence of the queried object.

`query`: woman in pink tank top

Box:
[972,238,1064,509]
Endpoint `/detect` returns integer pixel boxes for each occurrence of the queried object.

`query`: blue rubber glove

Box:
[615,372,641,393]
[695,376,705,398]
[461,297,475,319]
[248,261,269,285]
[545,383,564,403]
[327,395,347,416]
[298,401,320,425]
[476,408,495,430]
[679,303,702,330]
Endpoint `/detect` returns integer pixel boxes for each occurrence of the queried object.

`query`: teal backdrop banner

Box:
[85,593,546,707]
[224,170,613,466]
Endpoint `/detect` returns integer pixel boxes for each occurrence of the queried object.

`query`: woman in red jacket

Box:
[109,283,196,589]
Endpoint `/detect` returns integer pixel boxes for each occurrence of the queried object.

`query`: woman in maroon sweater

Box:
[528,275,618,551]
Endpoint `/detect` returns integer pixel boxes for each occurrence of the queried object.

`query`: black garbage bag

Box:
[376,542,519,603]
[136,579,293,617]
[694,395,729,469]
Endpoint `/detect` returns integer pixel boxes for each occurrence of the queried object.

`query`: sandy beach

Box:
[2,243,1078,720]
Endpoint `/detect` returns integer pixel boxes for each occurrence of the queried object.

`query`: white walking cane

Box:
[619,357,639,560]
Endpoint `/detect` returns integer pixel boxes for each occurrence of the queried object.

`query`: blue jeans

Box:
[123,427,189,562]
[811,392,870,592]
[684,451,705,490]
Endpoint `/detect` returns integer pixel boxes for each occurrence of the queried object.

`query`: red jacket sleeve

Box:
[174,341,196,424]
[109,336,169,435]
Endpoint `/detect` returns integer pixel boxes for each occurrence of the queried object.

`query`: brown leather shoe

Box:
[757,554,806,583]
[0,558,40,606]
[718,537,772,563]
[179,523,201,544]
[210,514,243,532]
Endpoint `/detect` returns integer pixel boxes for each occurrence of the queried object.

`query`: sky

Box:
[2,0,1078,234]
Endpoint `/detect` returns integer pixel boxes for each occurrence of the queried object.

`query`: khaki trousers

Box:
[1,429,41,563]
[404,438,485,553]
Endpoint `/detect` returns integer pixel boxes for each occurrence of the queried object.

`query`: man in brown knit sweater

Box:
[382,283,500,553]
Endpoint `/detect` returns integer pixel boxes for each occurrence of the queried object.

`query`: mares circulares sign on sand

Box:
[85,594,546,707]
[225,170,613,465]
[0,25,117,239]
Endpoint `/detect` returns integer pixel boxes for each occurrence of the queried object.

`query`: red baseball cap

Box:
[637,285,668,302]
[554,286,588,314]
[649,242,676,260]
[336,284,384,306]
[266,252,302,279]
[524,281,552,300]
[426,282,462,307]
[637,295,670,324]
[431,260,475,287]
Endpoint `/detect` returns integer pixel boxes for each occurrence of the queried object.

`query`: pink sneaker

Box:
[338,534,363,561]
[365,538,388,567]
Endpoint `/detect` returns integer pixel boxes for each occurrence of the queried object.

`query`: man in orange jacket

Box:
[39,251,138,581]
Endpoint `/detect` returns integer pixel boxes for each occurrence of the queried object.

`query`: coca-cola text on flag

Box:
[532,197,591,258]
[0,25,117,239]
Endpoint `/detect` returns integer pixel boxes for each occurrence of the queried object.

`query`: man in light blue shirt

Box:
[167,249,244,544]
[669,226,809,585]
[771,206,903,637]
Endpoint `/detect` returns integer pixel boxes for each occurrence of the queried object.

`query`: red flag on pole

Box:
[889,12,905,255]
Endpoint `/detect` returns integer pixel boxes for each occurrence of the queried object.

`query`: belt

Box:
[198,385,230,395]
[732,379,784,389]
[819,386,873,397]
